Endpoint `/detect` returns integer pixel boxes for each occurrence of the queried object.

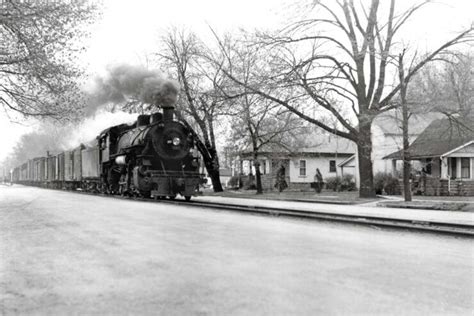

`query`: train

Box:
[10,104,204,201]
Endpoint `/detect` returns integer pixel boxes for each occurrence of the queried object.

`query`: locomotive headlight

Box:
[172,137,181,146]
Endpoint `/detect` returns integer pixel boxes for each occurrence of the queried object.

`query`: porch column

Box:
[440,157,448,179]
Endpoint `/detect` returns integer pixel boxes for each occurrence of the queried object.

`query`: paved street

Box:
[1,186,473,315]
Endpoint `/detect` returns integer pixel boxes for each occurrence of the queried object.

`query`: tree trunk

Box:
[205,148,223,192]
[399,53,412,202]
[192,132,223,192]
[401,99,412,201]
[253,156,263,194]
[207,166,223,192]
[357,121,376,198]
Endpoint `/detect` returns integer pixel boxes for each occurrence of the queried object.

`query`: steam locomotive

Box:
[10,104,204,201]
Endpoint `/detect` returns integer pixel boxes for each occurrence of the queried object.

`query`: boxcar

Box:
[63,150,76,189]
[57,152,65,183]
[39,157,47,182]
[46,154,57,187]
[20,163,27,182]
[12,167,20,183]
[81,141,100,179]
[27,159,35,183]
[73,144,84,182]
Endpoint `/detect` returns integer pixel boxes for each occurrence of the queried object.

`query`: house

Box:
[384,116,474,195]
[235,136,356,191]
[340,110,437,187]
[219,168,233,188]
[233,110,437,191]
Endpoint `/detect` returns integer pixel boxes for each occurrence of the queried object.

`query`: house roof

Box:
[239,136,356,159]
[297,137,356,154]
[239,133,356,158]
[338,154,355,167]
[372,110,438,136]
[384,116,474,160]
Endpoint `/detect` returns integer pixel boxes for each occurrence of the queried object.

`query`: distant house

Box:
[235,136,356,191]
[384,116,474,196]
[219,168,232,188]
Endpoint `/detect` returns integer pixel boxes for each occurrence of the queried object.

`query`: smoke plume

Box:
[86,64,180,115]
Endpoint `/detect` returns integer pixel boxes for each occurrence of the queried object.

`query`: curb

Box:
[377,202,469,211]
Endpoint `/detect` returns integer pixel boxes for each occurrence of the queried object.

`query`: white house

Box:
[235,135,356,191]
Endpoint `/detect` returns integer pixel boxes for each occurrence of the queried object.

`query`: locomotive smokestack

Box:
[162,105,174,122]
[151,80,179,122]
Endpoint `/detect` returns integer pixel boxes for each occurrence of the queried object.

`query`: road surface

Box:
[0,186,473,315]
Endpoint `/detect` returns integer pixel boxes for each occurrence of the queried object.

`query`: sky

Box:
[1,0,473,163]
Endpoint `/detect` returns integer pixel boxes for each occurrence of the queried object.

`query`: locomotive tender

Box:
[11,104,204,201]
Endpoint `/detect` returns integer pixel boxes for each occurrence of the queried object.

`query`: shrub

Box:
[340,174,356,191]
[227,176,240,189]
[384,176,400,195]
[374,173,387,195]
[325,176,341,191]
[243,175,256,190]
[374,172,400,195]
[325,174,356,192]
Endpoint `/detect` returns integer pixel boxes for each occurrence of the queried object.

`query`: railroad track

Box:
[15,185,474,237]
[161,198,474,237]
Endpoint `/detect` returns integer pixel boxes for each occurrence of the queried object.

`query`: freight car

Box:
[10,104,204,201]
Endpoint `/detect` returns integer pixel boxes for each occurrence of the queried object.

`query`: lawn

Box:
[203,188,474,206]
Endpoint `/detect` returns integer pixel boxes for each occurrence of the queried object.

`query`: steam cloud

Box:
[86,64,180,115]
[1,64,179,169]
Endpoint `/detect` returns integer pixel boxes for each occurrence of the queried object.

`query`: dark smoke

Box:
[86,64,180,115]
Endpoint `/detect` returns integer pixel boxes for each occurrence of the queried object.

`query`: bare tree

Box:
[213,0,473,197]
[409,53,474,117]
[223,42,308,194]
[158,29,228,192]
[229,96,304,194]
[0,0,98,120]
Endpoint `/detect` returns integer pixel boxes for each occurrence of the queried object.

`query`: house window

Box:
[461,158,470,179]
[425,158,432,175]
[329,160,336,173]
[299,160,306,176]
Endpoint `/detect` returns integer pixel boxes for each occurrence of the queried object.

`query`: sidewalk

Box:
[194,195,474,228]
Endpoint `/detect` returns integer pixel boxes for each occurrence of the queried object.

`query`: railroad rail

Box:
[84,190,473,237]
[162,198,474,237]
[12,184,474,237]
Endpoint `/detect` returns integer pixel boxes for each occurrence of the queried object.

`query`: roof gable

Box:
[442,141,474,157]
